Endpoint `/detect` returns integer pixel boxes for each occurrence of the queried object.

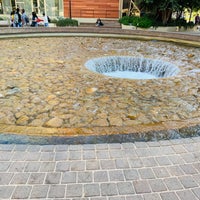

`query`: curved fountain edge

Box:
[0,28,200,144]
[0,27,199,47]
[0,117,200,144]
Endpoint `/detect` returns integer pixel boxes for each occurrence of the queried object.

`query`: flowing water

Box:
[85,56,180,79]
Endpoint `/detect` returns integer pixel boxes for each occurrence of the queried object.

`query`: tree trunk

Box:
[189,8,193,22]
[161,9,172,25]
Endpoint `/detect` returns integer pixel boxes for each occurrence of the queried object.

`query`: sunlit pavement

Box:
[0,138,200,199]
[0,27,200,199]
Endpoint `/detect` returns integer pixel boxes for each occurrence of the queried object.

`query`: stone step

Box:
[80,20,121,29]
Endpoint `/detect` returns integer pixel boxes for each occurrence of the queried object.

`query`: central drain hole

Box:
[85,56,180,79]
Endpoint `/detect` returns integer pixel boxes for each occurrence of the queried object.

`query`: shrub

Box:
[55,18,78,27]
[119,16,135,25]
[119,16,154,28]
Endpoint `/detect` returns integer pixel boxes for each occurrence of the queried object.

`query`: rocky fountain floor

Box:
[0,37,200,134]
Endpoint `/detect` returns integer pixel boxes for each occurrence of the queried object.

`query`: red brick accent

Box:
[63,0,119,18]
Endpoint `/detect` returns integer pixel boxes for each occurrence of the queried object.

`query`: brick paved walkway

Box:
[0,137,200,199]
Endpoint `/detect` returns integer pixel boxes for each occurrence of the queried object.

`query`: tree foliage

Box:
[135,0,200,25]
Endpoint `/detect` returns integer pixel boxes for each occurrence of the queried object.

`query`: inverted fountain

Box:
[85,56,180,79]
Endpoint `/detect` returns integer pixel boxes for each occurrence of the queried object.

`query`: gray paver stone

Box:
[48,185,65,198]
[9,162,26,172]
[24,162,41,172]
[0,151,13,161]
[0,145,15,151]
[109,197,125,200]
[167,166,184,176]
[90,197,107,200]
[55,152,68,161]
[10,173,30,184]
[96,150,110,159]
[148,179,167,192]
[101,183,118,196]
[45,172,61,184]
[192,188,200,199]
[124,169,139,180]
[0,162,11,171]
[78,171,93,183]
[180,164,198,175]
[155,156,172,166]
[66,184,83,197]
[84,183,100,197]
[164,177,183,190]
[70,161,85,171]
[126,195,144,200]
[12,186,32,199]
[27,145,41,152]
[141,157,158,167]
[117,182,135,195]
[115,159,130,169]
[138,168,155,179]
[179,176,198,188]
[83,150,96,159]
[0,186,15,199]
[69,151,82,160]
[28,173,46,184]
[56,161,70,172]
[109,170,125,181]
[40,162,55,172]
[30,185,49,199]
[133,180,151,194]
[0,173,14,185]
[160,192,179,200]
[152,167,170,178]
[129,159,143,168]
[110,150,125,159]
[100,160,116,169]
[55,145,68,151]
[41,145,55,152]
[86,160,100,170]
[143,193,161,200]
[176,189,198,200]
[94,171,108,182]
[40,152,55,161]
[62,172,77,183]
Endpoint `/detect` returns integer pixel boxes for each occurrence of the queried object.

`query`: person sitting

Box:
[96,18,104,27]
[42,12,49,27]
[30,11,38,27]
[195,14,200,25]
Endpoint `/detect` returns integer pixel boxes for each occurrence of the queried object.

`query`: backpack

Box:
[25,15,29,23]
[18,13,21,23]
[47,16,51,23]
[14,13,19,23]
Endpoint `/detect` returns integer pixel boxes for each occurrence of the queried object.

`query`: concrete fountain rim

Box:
[0,30,199,144]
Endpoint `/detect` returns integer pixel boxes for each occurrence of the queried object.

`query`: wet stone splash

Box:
[0,37,200,128]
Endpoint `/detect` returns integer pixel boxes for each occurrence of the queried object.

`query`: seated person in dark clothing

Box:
[96,18,104,27]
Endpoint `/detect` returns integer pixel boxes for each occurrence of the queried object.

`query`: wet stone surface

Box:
[0,37,200,128]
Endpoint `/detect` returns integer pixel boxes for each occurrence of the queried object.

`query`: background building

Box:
[0,0,132,20]
[63,0,120,19]
[0,0,63,17]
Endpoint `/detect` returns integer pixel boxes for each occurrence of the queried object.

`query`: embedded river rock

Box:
[0,37,200,135]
